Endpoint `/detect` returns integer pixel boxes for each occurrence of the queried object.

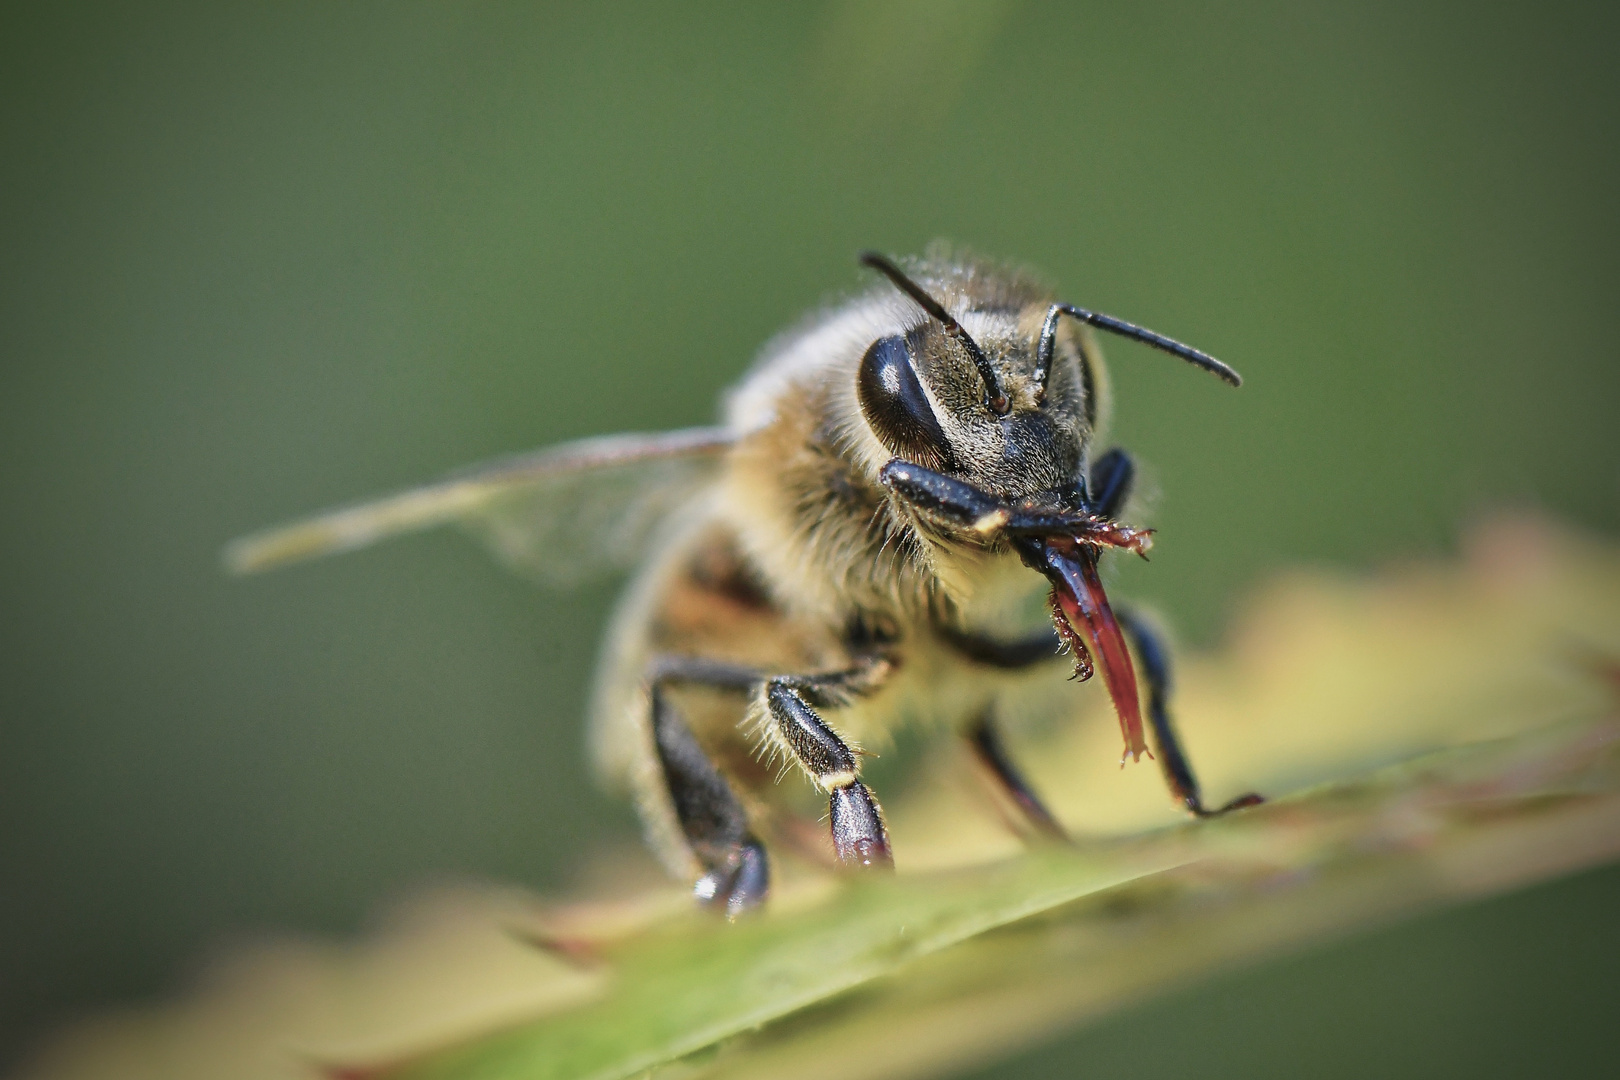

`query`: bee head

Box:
[854,251,1239,520]
[851,252,1241,759]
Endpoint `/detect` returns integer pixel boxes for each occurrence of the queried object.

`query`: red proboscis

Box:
[1040,533,1151,764]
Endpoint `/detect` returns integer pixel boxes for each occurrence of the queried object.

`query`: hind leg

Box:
[646,656,768,914]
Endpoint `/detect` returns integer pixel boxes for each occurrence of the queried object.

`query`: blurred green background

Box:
[2,1,1617,1075]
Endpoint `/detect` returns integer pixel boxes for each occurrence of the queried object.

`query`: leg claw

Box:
[695,837,769,916]
[1190,792,1266,818]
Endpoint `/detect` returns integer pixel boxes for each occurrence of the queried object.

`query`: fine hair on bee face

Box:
[227,246,1263,916]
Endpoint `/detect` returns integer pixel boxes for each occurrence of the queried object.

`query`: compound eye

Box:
[857,334,953,470]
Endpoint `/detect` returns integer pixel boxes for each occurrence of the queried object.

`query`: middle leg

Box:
[967,709,1067,840]
[942,625,1069,840]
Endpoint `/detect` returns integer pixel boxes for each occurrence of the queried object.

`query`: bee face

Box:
[856,309,1092,510]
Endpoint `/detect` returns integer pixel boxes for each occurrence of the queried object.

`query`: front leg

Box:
[755,661,895,868]
[1087,446,1135,518]
[1117,610,1264,817]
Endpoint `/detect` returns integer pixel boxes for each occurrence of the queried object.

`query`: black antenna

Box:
[1034,303,1242,393]
[859,251,1010,415]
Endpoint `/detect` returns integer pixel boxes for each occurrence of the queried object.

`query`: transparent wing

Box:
[224,426,733,587]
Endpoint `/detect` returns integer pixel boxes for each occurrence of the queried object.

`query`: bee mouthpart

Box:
[878,460,1154,558]
[1022,534,1151,764]
[877,457,1152,759]
[1042,517,1155,559]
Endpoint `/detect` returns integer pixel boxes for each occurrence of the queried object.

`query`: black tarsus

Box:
[859,251,1010,415]
[1117,610,1265,818]
[967,712,1067,840]
[1034,302,1242,393]
[830,782,891,866]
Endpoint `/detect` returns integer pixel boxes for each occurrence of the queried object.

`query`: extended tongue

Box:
[1038,535,1151,764]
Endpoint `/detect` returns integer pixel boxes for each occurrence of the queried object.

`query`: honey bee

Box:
[228,249,1262,914]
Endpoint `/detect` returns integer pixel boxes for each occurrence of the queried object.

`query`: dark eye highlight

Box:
[857,334,953,471]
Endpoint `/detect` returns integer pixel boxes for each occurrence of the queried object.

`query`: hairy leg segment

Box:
[758,660,895,868]
[646,653,895,914]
